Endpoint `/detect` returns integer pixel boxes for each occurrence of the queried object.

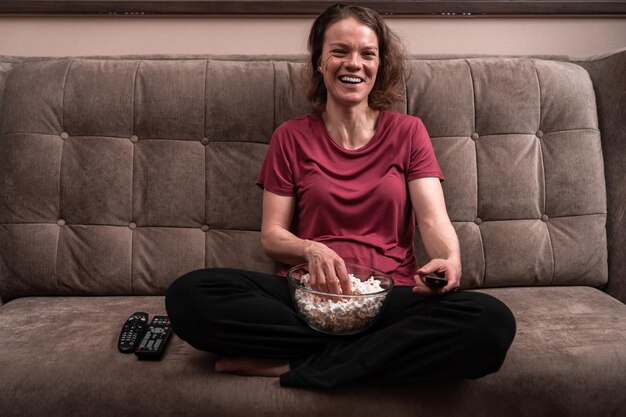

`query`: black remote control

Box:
[424,273,448,288]
[118,312,149,353]
[135,316,172,360]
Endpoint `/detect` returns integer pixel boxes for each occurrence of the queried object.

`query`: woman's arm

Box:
[408,178,462,295]
[261,190,350,294]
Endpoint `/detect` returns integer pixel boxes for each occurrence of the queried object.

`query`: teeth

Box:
[340,76,363,84]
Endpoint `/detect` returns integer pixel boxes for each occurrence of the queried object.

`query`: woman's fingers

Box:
[309,258,349,295]
[304,242,352,295]
[309,261,328,293]
[335,260,352,295]
[413,258,462,295]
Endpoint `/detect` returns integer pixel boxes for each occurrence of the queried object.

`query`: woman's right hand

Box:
[304,240,352,295]
[260,191,351,295]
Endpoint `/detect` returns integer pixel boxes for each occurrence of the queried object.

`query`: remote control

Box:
[135,315,172,360]
[424,273,448,288]
[118,312,149,353]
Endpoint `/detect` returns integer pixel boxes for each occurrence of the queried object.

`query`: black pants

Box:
[165,268,516,389]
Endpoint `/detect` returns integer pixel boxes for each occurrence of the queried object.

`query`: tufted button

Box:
[541,214,549,222]
[60,132,69,140]
[56,219,66,227]
[129,222,137,230]
[201,224,210,232]
[474,217,482,225]
[201,137,210,146]
[130,135,139,143]
[536,130,544,138]
[470,132,479,141]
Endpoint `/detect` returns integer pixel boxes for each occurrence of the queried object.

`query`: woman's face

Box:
[319,17,380,110]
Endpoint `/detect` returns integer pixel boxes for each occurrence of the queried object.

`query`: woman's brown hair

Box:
[307,3,406,113]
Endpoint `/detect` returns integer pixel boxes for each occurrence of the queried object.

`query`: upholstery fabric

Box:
[0,287,624,417]
[576,49,626,304]
[0,57,607,301]
[0,61,13,141]
[407,58,607,289]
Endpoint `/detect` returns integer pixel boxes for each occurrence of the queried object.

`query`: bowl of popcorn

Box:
[287,263,394,335]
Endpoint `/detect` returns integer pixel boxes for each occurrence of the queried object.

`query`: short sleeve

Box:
[406,117,445,182]
[256,124,296,196]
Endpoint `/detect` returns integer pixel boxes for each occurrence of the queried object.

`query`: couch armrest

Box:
[576,48,626,304]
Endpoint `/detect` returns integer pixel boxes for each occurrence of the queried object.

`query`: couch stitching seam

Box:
[204,59,209,268]
[465,59,484,287]
[272,61,277,131]
[55,59,73,294]
[130,61,140,294]
[532,60,555,285]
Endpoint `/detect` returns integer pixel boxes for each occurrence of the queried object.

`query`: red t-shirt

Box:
[256,110,444,286]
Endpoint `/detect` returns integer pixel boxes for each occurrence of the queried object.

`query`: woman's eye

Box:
[332,50,347,56]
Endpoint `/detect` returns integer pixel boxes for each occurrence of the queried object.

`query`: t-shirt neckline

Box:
[315,110,387,154]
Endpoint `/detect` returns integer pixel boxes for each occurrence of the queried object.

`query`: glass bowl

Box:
[287,263,394,335]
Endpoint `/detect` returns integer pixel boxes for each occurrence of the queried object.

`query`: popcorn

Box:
[293,273,387,334]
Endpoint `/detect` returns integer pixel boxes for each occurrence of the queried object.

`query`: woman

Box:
[166,3,516,389]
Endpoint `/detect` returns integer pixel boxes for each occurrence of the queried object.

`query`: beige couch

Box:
[0,49,625,416]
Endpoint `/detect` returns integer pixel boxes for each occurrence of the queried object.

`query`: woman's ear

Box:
[317,54,325,72]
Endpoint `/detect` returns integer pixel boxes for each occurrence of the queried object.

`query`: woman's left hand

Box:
[412,258,461,296]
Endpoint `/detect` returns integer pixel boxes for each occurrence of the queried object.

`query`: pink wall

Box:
[0,16,625,57]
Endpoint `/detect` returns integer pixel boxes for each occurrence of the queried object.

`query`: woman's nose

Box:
[345,53,362,69]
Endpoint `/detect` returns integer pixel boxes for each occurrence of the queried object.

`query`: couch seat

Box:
[1,286,624,417]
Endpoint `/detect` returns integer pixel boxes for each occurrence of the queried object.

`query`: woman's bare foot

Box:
[214,357,290,377]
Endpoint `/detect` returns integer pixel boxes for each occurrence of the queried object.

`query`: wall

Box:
[0,16,625,57]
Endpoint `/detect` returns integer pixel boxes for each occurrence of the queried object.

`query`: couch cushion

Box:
[407,58,607,289]
[0,58,287,301]
[0,287,624,417]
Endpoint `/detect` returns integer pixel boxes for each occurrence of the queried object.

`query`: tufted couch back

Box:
[0,56,607,300]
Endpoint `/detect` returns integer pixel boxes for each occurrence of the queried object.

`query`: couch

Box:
[0,48,625,417]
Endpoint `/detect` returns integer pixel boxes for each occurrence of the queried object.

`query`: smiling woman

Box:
[166,2,516,390]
